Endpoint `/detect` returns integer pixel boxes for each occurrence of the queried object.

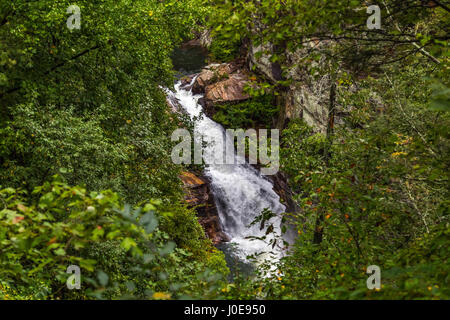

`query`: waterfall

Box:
[168,79,286,264]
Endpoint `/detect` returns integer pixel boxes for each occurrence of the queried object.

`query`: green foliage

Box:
[208,0,448,66]
[209,32,241,62]
[232,65,450,300]
[1,0,449,301]
[212,95,278,129]
[0,2,230,300]
[0,177,228,300]
[429,80,450,112]
[0,92,185,204]
[0,0,207,203]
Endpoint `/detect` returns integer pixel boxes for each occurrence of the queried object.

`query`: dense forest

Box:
[0,0,448,300]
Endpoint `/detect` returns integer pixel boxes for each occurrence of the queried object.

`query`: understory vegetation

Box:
[1,0,449,300]
[226,67,449,299]
[0,0,228,300]
[212,95,279,129]
[206,0,449,300]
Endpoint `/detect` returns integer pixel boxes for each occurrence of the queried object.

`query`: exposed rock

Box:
[249,40,337,133]
[166,94,187,116]
[180,74,195,90]
[192,69,215,94]
[180,171,230,244]
[192,63,240,94]
[249,43,277,83]
[204,73,250,105]
[190,28,212,49]
[269,171,299,215]
[190,62,251,118]
[199,29,212,48]
[180,171,209,206]
[197,96,215,118]
[268,171,300,245]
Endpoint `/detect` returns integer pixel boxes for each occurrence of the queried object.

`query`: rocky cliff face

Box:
[192,62,251,117]
[191,29,339,134]
[174,35,310,242]
[249,42,335,134]
[189,60,300,222]
[180,171,230,244]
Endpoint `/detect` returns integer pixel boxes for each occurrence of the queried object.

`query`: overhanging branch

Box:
[0,44,101,99]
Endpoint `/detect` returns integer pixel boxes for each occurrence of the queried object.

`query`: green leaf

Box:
[121,237,137,251]
[159,241,176,256]
[97,271,109,287]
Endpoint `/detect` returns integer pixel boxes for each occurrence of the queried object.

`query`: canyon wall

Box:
[248,42,332,134]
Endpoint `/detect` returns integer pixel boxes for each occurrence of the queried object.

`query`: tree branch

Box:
[430,0,450,12]
[0,44,101,99]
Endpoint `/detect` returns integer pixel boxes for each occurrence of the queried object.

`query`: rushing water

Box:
[167,79,286,267]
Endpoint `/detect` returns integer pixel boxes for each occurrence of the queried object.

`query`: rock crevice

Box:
[180,171,230,245]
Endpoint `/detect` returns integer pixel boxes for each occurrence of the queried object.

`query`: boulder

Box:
[192,63,240,94]
[180,172,230,244]
[192,69,215,94]
[204,73,250,105]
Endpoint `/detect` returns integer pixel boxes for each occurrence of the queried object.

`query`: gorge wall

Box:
[173,34,338,245]
[180,171,230,245]
[198,30,339,134]
[248,42,332,134]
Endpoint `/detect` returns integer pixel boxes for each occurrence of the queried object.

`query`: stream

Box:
[169,46,286,273]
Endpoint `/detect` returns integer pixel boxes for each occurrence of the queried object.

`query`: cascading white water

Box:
[168,79,286,263]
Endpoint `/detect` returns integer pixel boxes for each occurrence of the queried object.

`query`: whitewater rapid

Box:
[167,80,286,263]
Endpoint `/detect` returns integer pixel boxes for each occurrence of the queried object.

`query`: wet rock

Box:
[192,69,215,94]
[180,171,230,244]
[180,75,195,90]
[204,73,250,105]
[199,29,212,48]
[268,171,301,245]
[192,63,241,94]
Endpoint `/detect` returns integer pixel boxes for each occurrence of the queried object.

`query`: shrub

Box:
[212,95,279,129]
[209,34,241,62]
[0,176,228,300]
